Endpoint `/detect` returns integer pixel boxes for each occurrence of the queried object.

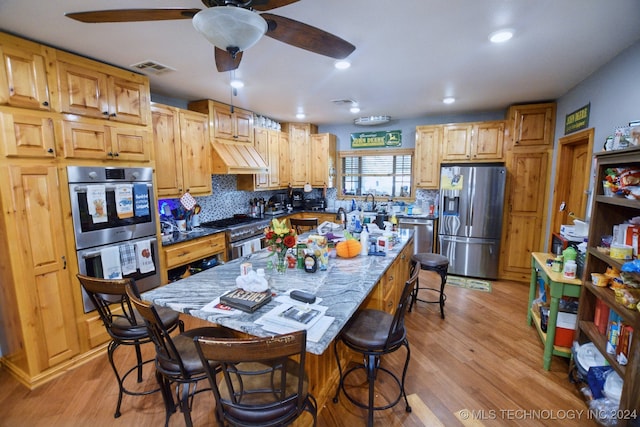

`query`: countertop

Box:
[144,229,414,355]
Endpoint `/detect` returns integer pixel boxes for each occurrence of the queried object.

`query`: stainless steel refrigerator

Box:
[438,164,506,279]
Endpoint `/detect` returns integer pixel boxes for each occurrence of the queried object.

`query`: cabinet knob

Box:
[113,152,119,157]
[47,148,54,154]
[103,111,109,116]
[110,113,117,117]
[42,101,49,107]
[62,255,67,270]
[107,152,113,157]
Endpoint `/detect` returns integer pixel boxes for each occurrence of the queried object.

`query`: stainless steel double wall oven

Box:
[68,166,160,312]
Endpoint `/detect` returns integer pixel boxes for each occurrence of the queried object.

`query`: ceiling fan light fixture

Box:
[193,7,267,53]
[230,79,244,88]
[489,29,514,43]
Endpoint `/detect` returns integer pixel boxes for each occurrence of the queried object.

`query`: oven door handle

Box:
[73,183,152,193]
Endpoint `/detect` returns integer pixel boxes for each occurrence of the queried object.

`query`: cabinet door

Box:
[309,133,336,187]
[414,125,441,188]
[441,124,472,161]
[60,118,110,159]
[180,109,211,195]
[57,60,110,120]
[500,150,550,280]
[267,130,280,188]
[152,104,184,196]
[234,107,254,143]
[0,109,56,158]
[107,76,150,126]
[0,36,52,110]
[278,131,290,186]
[473,121,505,160]
[288,123,310,186]
[253,127,270,189]
[110,126,151,161]
[5,165,79,370]
[511,103,556,147]
[212,102,234,140]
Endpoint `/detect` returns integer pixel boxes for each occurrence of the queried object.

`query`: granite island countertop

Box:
[143,228,413,355]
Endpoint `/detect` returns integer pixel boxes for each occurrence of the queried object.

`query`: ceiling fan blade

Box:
[65,9,201,23]
[251,0,300,12]
[261,13,355,59]
[215,48,243,72]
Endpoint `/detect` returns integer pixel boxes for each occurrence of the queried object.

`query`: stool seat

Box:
[409,253,449,319]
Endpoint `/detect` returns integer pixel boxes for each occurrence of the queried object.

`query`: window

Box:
[339,149,413,199]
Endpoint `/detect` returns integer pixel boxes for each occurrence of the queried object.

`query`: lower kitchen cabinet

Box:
[161,232,227,284]
[363,239,412,313]
[0,163,80,388]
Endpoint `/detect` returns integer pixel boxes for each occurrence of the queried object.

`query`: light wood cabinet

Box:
[0,32,57,111]
[56,51,151,126]
[59,115,151,161]
[237,127,287,191]
[509,103,555,147]
[499,102,555,281]
[283,122,317,187]
[188,100,253,144]
[161,232,226,284]
[441,120,505,161]
[278,131,290,187]
[0,107,56,158]
[152,103,211,197]
[363,241,412,313]
[414,125,441,188]
[576,147,640,424]
[309,133,337,188]
[0,163,80,388]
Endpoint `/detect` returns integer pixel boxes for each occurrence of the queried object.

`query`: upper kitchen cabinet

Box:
[188,99,253,144]
[441,120,505,162]
[56,51,151,126]
[0,107,56,158]
[0,164,80,388]
[278,130,290,187]
[283,122,317,187]
[58,115,151,162]
[0,32,58,111]
[414,125,441,188]
[508,103,556,147]
[152,103,211,197]
[237,126,278,191]
[309,133,337,188]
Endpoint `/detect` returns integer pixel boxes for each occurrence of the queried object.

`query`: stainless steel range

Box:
[201,216,272,260]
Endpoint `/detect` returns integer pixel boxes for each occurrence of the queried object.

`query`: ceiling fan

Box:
[65,0,356,72]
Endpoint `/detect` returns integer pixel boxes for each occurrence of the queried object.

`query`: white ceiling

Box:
[1,0,640,125]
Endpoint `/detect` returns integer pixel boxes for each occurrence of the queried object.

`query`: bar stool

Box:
[408,253,449,319]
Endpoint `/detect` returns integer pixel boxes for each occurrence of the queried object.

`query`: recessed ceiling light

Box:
[443,97,455,104]
[230,79,244,89]
[489,29,514,43]
[296,112,306,119]
[350,106,361,114]
[334,60,351,70]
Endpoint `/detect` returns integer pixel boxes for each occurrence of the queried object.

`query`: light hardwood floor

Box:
[0,271,596,427]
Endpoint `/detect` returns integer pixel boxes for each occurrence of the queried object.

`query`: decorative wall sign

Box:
[350,130,402,148]
[564,103,590,135]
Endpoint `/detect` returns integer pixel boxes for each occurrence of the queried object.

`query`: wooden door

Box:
[110,126,151,161]
[288,123,310,186]
[278,131,290,186]
[152,104,184,197]
[473,121,505,160]
[414,125,441,188]
[309,133,336,187]
[0,36,52,110]
[253,127,269,189]
[5,165,79,371]
[108,76,150,125]
[212,102,234,140]
[0,109,56,158]
[267,130,280,188]
[233,107,253,143]
[500,150,550,280]
[548,128,594,249]
[57,60,110,119]
[60,118,110,159]
[441,124,472,161]
[180,109,211,195]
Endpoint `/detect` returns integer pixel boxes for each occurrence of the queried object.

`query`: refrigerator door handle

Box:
[467,167,475,235]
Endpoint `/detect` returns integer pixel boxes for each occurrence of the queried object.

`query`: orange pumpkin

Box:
[336,239,362,258]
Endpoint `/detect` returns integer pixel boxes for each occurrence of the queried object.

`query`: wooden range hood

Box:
[211,140,268,175]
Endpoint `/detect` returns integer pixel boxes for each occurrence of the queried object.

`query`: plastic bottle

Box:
[563,260,577,279]
[360,226,369,256]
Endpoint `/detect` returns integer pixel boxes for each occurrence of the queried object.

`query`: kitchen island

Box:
[143,229,414,408]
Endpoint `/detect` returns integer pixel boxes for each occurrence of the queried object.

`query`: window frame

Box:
[337,148,414,201]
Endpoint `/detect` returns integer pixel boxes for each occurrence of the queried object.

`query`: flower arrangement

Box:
[264,218,297,254]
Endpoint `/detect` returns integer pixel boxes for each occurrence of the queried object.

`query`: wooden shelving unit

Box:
[577,146,640,426]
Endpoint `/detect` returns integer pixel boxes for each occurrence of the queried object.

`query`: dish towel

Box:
[86,184,108,224]
[133,183,150,217]
[101,246,123,280]
[135,239,155,274]
[119,243,137,275]
[115,184,133,219]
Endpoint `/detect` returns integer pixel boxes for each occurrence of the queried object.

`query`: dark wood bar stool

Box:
[289,217,318,234]
[408,253,449,319]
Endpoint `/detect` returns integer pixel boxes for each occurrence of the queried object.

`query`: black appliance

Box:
[304,198,326,211]
[292,191,304,209]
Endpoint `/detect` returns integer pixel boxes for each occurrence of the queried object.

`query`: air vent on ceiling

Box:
[331,98,357,105]
[130,60,176,75]
[354,115,391,126]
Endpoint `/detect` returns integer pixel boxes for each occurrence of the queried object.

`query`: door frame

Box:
[548,128,594,251]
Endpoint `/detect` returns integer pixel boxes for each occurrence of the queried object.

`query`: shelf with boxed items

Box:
[577,146,640,425]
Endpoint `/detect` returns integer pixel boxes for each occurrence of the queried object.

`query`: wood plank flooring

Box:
[0,272,596,427]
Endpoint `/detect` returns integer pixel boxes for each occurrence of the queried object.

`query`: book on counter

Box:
[219,288,272,313]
